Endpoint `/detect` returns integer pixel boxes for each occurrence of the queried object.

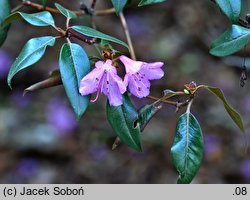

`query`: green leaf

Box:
[8,36,56,88]
[106,93,142,152]
[59,43,90,119]
[210,25,250,56]
[55,3,77,19]
[138,103,162,131]
[71,25,128,48]
[215,0,241,23]
[138,0,166,7]
[0,0,11,47]
[111,0,128,14]
[202,86,245,133]
[40,0,47,7]
[3,11,55,27]
[171,112,204,184]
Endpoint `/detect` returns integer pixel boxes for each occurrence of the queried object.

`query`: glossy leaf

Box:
[139,0,166,7]
[8,36,56,88]
[55,3,77,19]
[171,112,204,184]
[138,103,162,131]
[106,93,142,152]
[202,86,245,133]
[111,0,128,14]
[215,0,241,23]
[59,43,90,119]
[3,11,55,27]
[210,25,250,56]
[71,25,128,48]
[0,0,11,47]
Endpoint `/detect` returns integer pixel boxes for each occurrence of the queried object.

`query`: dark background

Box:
[0,0,250,183]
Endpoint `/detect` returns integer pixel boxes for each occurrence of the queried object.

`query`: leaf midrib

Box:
[68,44,81,115]
[22,12,54,26]
[12,37,54,75]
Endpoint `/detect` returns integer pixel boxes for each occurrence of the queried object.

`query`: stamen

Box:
[90,87,101,103]
[90,75,103,103]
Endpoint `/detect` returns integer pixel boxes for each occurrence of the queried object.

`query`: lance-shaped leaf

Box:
[210,25,250,56]
[55,3,77,19]
[215,0,241,23]
[171,112,204,184]
[70,25,128,48]
[3,11,55,27]
[138,103,162,131]
[59,43,90,119]
[24,71,62,95]
[202,86,245,133]
[0,0,11,47]
[106,93,142,152]
[112,102,162,150]
[139,0,166,7]
[8,36,56,88]
[111,0,128,14]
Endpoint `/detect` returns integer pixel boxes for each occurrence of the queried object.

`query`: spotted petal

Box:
[102,71,126,106]
[125,73,150,98]
[79,67,104,95]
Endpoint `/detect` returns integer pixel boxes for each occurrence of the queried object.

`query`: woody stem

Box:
[119,12,136,60]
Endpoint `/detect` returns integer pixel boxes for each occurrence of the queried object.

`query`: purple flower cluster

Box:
[79,56,164,106]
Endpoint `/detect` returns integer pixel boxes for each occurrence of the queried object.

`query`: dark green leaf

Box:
[40,0,47,7]
[215,0,241,23]
[8,36,56,88]
[202,86,245,133]
[106,93,142,152]
[111,0,128,14]
[210,25,250,56]
[138,0,166,7]
[71,25,128,48]
[171,112,204,184]
[0,0,11,47]
[138,103,162,131]
[3,11,55,27]
[55,3,77,19]
[59,43,90,119]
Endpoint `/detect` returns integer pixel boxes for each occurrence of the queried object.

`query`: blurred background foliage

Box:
[0,0,250,183]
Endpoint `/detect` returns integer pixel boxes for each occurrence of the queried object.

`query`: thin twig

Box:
[22,1,115,16]
[119,12,136,60]
[11,4,24,13]
[146,95,177,106]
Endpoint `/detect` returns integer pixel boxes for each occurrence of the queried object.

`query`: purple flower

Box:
[240,159,250,181]
[120,55,164,98]
[46,98,77,135]
[79,59,126,106]
[17,159,39,178]
[0,50,12,79]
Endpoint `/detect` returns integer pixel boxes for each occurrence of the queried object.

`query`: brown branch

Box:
[67,28,97,44]
[119,12,136,60]
[22,1,115,16]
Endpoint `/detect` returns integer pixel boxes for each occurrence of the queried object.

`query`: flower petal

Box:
[127,73,150,98]
[79,67,104,95]
[140,62,164,80]
[120,55,143,74]
[101,71,126,106]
